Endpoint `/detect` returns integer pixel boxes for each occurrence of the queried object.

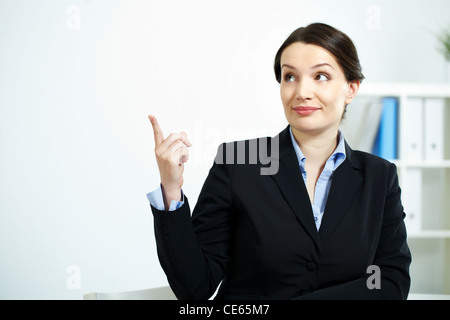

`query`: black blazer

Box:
[151,125,411,300]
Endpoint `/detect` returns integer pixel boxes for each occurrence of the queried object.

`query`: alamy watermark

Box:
[366,5,381,30]
[213,136,280,175]
[366,265,381,290]
[172,121,280,175]
[66,265,81,290]
[67,4,81,30]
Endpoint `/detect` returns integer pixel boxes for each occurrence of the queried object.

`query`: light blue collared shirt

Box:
[147,128,347,230]
[146,184,184,211]
[289,127,346,230]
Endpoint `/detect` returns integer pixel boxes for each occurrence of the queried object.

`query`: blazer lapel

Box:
[270,126,321,250]
[319,142,362,242]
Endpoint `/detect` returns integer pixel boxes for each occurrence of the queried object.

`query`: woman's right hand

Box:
[148,115,192,210]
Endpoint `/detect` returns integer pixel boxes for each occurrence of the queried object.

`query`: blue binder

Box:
[372,97,398,160]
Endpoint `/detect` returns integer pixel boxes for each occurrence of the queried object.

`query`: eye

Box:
[284,74,296,83]
[314,73,329,81]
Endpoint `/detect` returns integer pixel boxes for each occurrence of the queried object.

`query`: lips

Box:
[293,106,320,115]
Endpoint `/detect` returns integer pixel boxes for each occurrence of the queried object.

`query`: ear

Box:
[344,80,360,105]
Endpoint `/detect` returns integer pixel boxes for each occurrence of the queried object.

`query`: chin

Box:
[288,118,320,133]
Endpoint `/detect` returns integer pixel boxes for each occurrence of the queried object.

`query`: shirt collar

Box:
[289,126,346,172]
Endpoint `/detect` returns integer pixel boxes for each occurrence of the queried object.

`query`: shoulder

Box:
[352,149,394,167]
[347,146,398,181]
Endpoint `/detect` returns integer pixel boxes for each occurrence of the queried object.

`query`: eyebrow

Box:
[281,63,335,71]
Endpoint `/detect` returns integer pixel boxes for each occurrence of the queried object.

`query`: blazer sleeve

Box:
[295,162,412,300]
[151,148,234,300]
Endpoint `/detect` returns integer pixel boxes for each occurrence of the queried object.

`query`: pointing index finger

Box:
[148,115,164,146]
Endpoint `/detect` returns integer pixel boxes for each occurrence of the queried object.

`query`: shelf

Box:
[407,230,450,239]
[359,82,450,98]
[351,82,450,295]
[391,160,450,168]
[408,293,450,300]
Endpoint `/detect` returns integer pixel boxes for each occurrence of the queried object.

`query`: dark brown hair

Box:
[274,23,365,84]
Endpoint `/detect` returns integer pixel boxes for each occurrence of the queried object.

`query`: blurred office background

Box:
[1,0,450,299]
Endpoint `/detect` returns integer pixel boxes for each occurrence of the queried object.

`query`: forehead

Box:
[280,42,340,69]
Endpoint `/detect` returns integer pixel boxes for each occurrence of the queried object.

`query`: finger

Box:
[155,132,190,158]
[178,131,192,147]
[163,141,190,166]
[176,144,190,165]
[148,115,164,146]
[161,132,192,150]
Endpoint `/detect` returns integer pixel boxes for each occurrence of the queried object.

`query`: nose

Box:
[295,79,314,101]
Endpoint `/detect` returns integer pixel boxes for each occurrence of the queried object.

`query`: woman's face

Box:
[280,42,359,137]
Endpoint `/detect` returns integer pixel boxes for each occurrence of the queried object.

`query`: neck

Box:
[291,127,339,163]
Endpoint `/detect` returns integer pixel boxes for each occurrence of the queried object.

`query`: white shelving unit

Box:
[351,83,450,296]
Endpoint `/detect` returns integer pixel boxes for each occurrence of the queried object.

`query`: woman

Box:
[147,23,411,300]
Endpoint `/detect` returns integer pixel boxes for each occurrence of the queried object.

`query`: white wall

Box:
[0,0,449,299]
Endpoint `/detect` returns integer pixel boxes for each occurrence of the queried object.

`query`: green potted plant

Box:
[437,27,450,82]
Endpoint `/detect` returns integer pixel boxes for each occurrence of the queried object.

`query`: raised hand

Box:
[148,115,192,210]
